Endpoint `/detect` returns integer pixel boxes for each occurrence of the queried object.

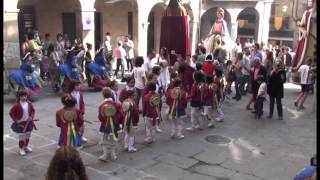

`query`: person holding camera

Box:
[267,59,286,120]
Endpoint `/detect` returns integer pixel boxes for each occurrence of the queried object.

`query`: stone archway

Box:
[95,0,139,50]
[147,2,167,54]
[17,0,82,44]
[237,7,260,44]
[200,7,231,41]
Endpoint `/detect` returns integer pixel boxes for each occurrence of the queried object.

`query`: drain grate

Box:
[140,177,162,180]
[205,135,231,145]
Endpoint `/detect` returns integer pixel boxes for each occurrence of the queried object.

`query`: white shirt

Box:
[258,82,267,97]
[241,55,251,75]
[298,64,311,85]
[133,66,146,89]
[71,91,80,110]
[144,58,156,74]
[123,40,134,59]
[125,85,135,91]
[20,101,29,122]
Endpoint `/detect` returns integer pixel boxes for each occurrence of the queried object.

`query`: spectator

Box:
[250,43,263,64]
[239,46,251,96]
[281,47,292,82]
[133,56,146,106]
[267,59,286,120]
[293,58,314,111]
[254,75,267,119]
[21,35,29,57]
[202,54,216,77]
[113,42,126,79]
[264,49,274,76]
[123,35,135,72]
[233,52,243,101]
[144,50,156,75]
[103,32,113,61]
[46,147,88,180]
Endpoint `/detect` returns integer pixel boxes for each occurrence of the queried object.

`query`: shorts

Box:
[301,84,311,92]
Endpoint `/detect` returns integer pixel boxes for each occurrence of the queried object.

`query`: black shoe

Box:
[294,102,298,107]
[251,111,257,114]
[232,96,237,99]
[267,115,272,119]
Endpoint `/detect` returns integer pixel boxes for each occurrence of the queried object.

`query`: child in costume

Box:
[9,89,36,156]
[56,94,83,148]
[69,81,87,143]
[254,76,267,119]
[187,71,206,130]
[143,82,162,143]
[203,76,218,128]
[98,87,123,161]
[119,76,135,103]
[167,78,187,139]
[122,90,140,152]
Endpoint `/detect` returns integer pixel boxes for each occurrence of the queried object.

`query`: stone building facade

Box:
[4,0,307,70]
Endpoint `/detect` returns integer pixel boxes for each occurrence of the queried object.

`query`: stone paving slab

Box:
[155,153,199,169]
[4,167,25,180]
[108,166,148,180]
[86,167,114,180]
[230,172,264,180]
[143,162,188,180]
[193,164,237,179]
[177,172,219,180]
[193,147,230,165]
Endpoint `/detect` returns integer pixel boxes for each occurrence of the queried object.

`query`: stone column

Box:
[81,10,95,56]
[191,21,199,55]
[4,8,21,70]
[137,7,149,58]
[256,1,272,45]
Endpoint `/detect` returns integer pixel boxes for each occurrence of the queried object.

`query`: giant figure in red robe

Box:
[291,0,317,84]
[160,0,190,66]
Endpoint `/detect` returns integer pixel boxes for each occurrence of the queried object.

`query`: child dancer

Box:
[69,81,87,143]
[56,94,83,148]
[119,76,135,103]
[187,71,206,130]
[203,76,217,128]
[9,89,36,156]
[143,82,162,143]
[122,90,139,152]
[167,78,187,139]
[98,87,123,161]
[107,80,119,102]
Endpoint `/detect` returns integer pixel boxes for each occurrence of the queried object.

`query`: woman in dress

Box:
[157,47,171,93]
[204,7,234,54]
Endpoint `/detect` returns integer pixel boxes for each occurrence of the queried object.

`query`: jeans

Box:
[239,75,249,95]
[269,96,283,117]
[255,96,265,117]
[115,58,125,78]
[285,66,291,82]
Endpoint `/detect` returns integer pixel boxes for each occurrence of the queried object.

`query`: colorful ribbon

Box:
[68,121,77,147]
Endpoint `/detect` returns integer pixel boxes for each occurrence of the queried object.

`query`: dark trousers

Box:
[269,96,283,117]
[115,58,124,78]
[126,58,134,72]
[135,88,143,107]
[255,96,265,117]
[85,63,92,85]
[239,75,249,95]
[234,76,242,99]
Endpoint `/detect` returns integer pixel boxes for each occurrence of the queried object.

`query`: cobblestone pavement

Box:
[3,82,316,180]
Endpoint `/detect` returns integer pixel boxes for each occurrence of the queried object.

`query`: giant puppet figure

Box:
[160,0,190,66]
[292,0,317,84]
[203,7,234,55]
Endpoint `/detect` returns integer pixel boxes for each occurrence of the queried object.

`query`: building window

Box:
[128,12,133,38]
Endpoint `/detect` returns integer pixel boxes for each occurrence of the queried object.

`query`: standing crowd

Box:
[9,29,316,179]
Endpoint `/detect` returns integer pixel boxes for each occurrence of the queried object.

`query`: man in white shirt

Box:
[294,58,313,110]
[123,35,135,72]
[239,46,251,95]
[144,51,156,75]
